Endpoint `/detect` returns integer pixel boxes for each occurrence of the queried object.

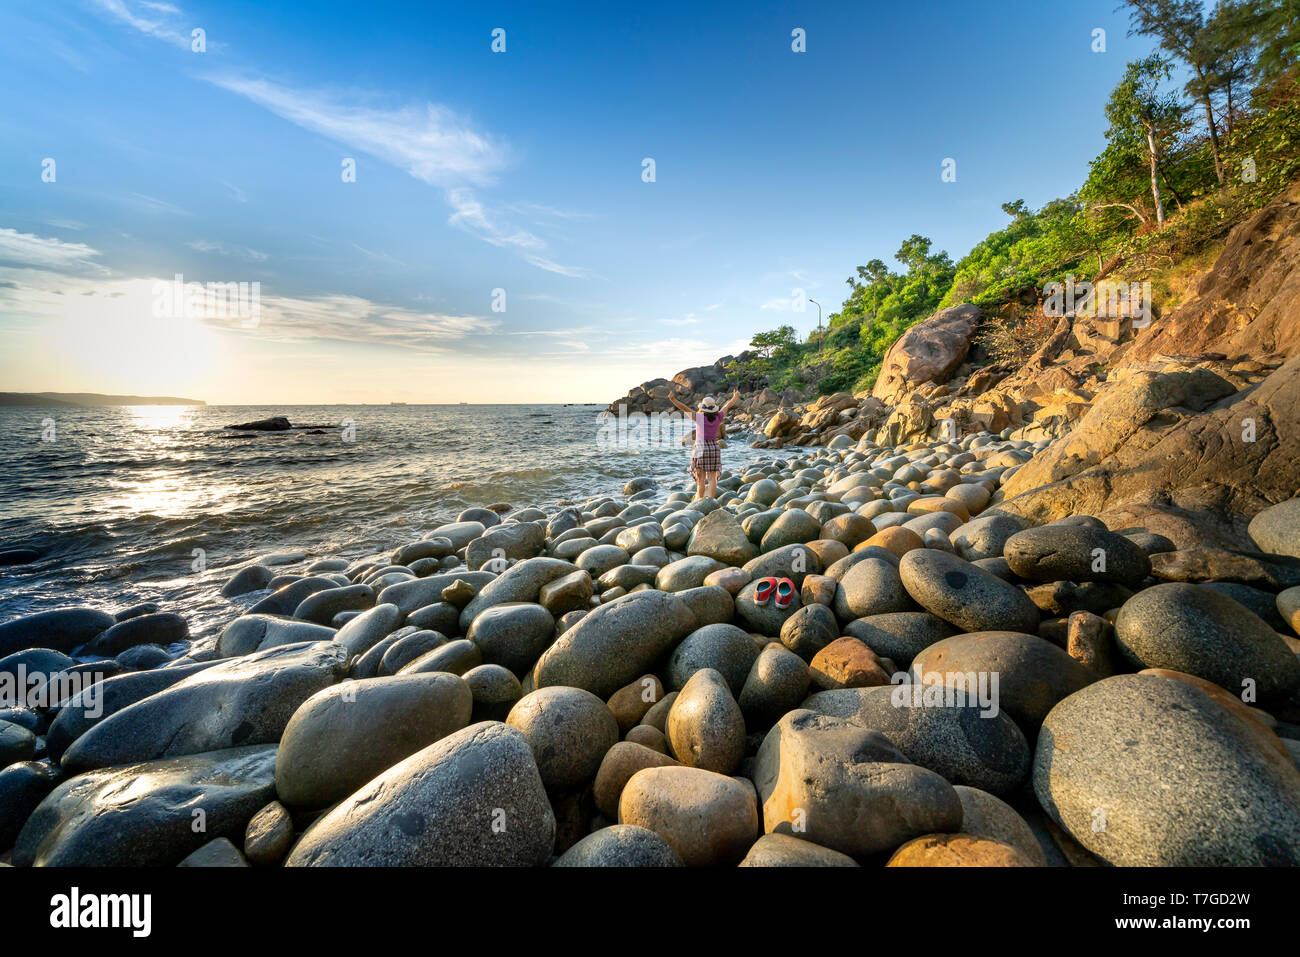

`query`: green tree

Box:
[1121,0,1229,183]
[1104,56,1184,226]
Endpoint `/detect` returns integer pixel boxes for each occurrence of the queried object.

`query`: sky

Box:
[0,0,1156,404]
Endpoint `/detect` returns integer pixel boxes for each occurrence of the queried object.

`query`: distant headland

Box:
[0,392,207,407]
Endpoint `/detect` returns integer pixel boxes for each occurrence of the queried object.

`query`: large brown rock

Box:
[873,304,980,406]
[998,357,1300,525]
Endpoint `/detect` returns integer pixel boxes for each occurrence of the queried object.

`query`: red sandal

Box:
[753,577,778,606]
[774,578,796,610]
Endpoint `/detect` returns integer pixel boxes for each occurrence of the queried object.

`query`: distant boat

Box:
[459,401,468,405]
[389,401,407,406]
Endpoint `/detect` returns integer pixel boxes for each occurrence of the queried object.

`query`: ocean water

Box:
[0,404,770,641]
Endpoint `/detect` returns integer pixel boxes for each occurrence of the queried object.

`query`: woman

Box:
[669,389,740,501]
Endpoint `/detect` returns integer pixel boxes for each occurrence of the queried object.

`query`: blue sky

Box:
[0,0,1155,403]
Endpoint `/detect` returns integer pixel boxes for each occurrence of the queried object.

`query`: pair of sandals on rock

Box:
[753,576,796,609]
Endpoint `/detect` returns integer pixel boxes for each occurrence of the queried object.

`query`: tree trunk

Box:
[1147,126,1166,227]
[1202,95,1225,184]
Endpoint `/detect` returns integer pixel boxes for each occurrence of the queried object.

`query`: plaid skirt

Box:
[689,440,721,478]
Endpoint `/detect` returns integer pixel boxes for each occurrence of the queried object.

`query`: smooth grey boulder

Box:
[899,549,1040,633]
[14,745,277,866]
[738,832,859,867]
[83,613,188,656]
[833,557,916,622]
[506,686,619,792]
[221,564,274,597]
[779,603,841,662]
[803,684,1030,796]
[59,641,348,774]
[760,509,822,551]
[553,824,683,866]
[533,590,697,698]
[666,623,759,695]
[655,555,727,592]
[245,577,338,616]
[332,603,404,659]
[742,543,824,588]
[380,571,497,616]
[843,612,958,667]
[1248,497,1300,560]
[292,584,375,626]
[0,608,115,657]
[216,614,336,658]
[950,514,1026,561]
[753,709,962,858]
[1114,582,1300,702]
[739,643,810,729]
[1004,524,1151,585]
[1034,673,1300,865]
[458,558,577,630]
[466,522,546,570]
[275,673,472,808]
[285,722,555,866]
[910,631,1097,733]
[44,660,221,763]
[467,601,556,677]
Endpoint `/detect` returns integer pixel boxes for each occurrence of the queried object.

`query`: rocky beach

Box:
[4,210,1300,866]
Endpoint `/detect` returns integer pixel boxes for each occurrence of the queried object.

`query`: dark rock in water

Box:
[466,522,547,571]
[463,664,523,722]
[245,577,339,617]
[0,607,115,657]
[0,647,78,687]
[0,761,62,848]
[405,602,459,636]
[113,602,160,622]
[457,507,501,528]
[292,584,375,625]
[59,641,348,774]
[467,602,555,676]
[83,612,188,656]
[44,660,221,763]
[116,644,172,670]
[378,630,448,675]
[0,548,40,567]
[285,722,555,866]
[221,565,274,598]
[217,614,336,658]
[275,673,472,809]
[533,590,697,698]
[348,629,407,680]
[0,706,45,735]
[1114,582,1300,702]
[554,824,682,866]
[1034,673,1300,865]
[397,639,481,676]
[0,719,36,765]
[13,745,277,866]
[392,538,454,566]
[225,415,291,431]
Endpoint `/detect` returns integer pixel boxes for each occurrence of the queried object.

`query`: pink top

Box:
[694,411,725,442]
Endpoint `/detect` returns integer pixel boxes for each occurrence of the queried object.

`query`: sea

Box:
[0,404,772,640]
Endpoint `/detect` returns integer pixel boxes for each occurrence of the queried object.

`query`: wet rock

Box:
[466,601,555,676]
[398,639,481,676]
[0,608,115,657]
[60,641,349,774]
[0,761,62,848]
[244,800,294,867]
[179,836,248,867]
[14,745,277,866]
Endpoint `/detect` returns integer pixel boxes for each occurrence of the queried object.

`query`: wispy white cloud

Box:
[219,180,248,203]
[206,74,587,277]
[90,0,192,49]
[0,228,105,272]
[187,239,268,262]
